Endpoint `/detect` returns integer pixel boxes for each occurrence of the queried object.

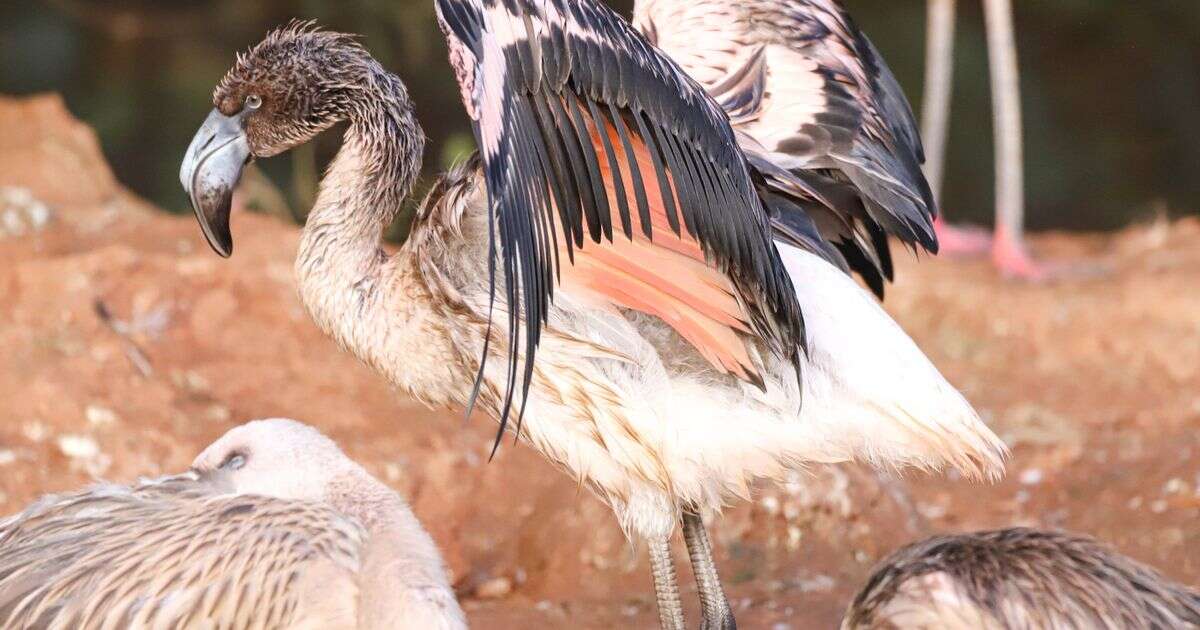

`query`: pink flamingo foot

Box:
[934,216,993,256]
[992,229,1046,280]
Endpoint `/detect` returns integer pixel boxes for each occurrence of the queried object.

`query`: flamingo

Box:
[845,528,1200,628]
[922,0,1042,278]
[180,5,1006,628]
[0,419,465,629]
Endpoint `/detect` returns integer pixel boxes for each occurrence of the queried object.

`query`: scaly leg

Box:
[649,536,686,630]
[681,510,736,630]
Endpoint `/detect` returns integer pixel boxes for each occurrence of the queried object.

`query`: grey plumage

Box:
[845,528,1200,630]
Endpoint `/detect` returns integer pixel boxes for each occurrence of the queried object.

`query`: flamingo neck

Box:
[295,66,425,352]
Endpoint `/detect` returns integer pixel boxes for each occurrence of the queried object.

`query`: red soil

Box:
[1,94,1197,628]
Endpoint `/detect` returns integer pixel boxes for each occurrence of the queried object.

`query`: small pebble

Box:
[383,462,403,483]
[1,209,24,236]
[58,434,99,459]
[786,525,802,550]
[85,405,119,427]
[1019,468,1043,485]
[0,186,53,238]
[474,576,512,599]
[1162,478,1188,495]
[917,502,947,519]
[798,574,836,593]
[204,404,232,423]
[22,421,49,443]
[180,370,210,393]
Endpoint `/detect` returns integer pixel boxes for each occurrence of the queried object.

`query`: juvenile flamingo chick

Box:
[845,527,1200,629]
[0,419,465,630]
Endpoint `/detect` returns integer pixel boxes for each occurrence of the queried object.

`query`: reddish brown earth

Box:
[1,94,1198,628]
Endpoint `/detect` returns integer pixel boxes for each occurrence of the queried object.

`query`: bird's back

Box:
[845,528,1200,630]
[0,475,367,629]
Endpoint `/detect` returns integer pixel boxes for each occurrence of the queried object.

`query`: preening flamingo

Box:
[180,4,1006,628]
[0,419,464,629]
[845,528,1200,629]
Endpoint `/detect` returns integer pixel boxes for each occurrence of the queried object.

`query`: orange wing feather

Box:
[554,107,763,383]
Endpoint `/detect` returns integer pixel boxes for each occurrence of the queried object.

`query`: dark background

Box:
[3,1,1198,230]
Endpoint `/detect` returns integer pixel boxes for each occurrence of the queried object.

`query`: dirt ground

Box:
[1,94,1197,628]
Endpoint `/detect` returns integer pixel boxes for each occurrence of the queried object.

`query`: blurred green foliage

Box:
[1,1,1198,232]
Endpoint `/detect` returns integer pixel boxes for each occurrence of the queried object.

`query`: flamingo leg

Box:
[992,224,1045,280]
[682,510,736,630]
[921,0,956,205]
[984,0,1045,279]
[924,0,993,257]
[923,0,1046,275]
[649,536,686,630]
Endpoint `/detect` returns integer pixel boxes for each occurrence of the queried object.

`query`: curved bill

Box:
[180,109,251,258]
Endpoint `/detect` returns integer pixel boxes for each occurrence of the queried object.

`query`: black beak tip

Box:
[205,218,234,259]
[212,238,233,259]
[189,191,235,259]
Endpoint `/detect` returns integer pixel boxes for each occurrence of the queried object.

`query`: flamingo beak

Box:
[180,109,251,258]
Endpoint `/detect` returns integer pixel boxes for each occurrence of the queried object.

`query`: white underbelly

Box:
[510,243,1004,539]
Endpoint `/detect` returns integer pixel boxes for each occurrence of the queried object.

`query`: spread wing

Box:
[436,0,807,438]
[635,0,938,297]
[0,476,365,629]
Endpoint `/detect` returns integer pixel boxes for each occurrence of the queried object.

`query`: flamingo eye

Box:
[221,452,247,470]
[245,94,263,110]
